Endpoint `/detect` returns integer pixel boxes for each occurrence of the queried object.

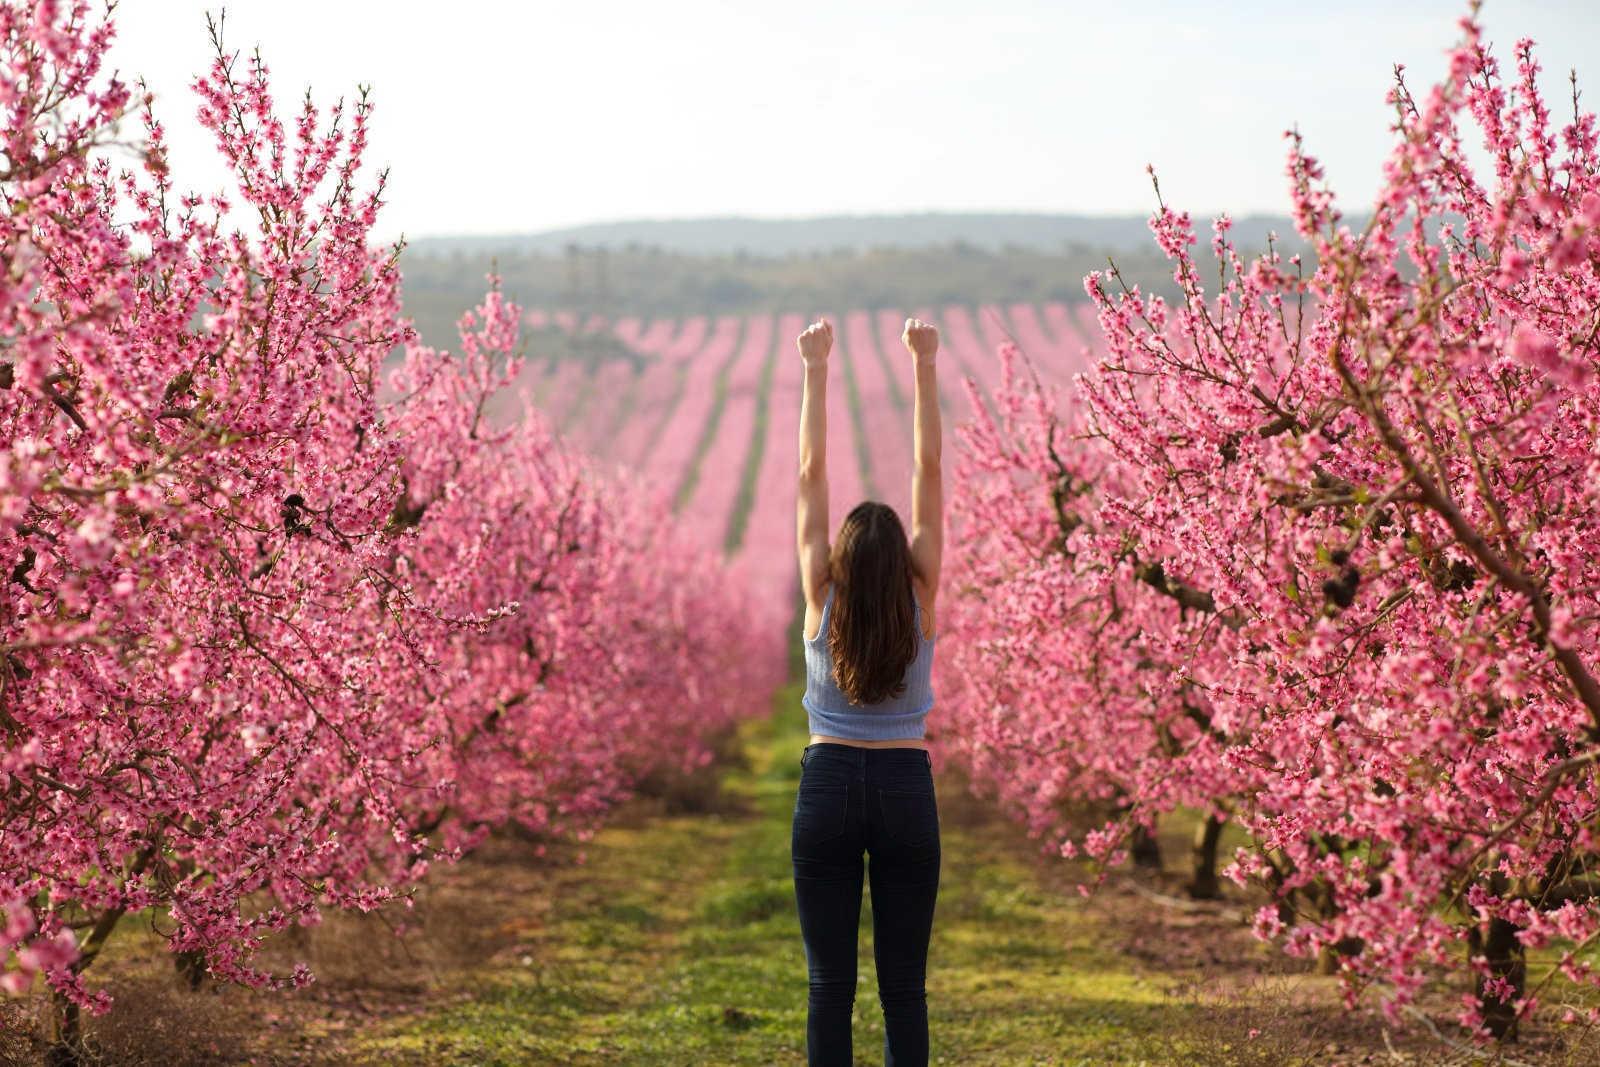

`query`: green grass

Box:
[673,318,749,512]
[345,681,1241,1066]
[46,649,1599,1065]
[923,307,987,420]
[38,587,1589,1066]
[599,358,647,451]
[638,360,690,461]
[866,316,907,415]
[63,590,1580,1064]
[722,321,780,555]
[836,322,879,502]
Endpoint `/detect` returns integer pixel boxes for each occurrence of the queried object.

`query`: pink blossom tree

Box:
[946,8,1600,1044]
[0,4,773,1057]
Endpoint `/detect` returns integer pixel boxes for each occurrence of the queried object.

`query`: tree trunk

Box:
[43,988,82,1067]
[1314,936,1365,975]
[1312,878,1363,975]
[1129,821,1163,870]
[41,902,131,1065]
[174,948,207,990]
[1469,914,1526,1041]
[1185,814,1224,900]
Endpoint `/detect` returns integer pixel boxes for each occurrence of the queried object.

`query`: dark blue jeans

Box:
[791,742,940,1066]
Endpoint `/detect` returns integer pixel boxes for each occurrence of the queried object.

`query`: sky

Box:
[107,0,1600,243]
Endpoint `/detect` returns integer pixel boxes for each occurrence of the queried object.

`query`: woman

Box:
[792,315,942,1067]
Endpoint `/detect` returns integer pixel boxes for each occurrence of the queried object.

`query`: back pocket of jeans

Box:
[794,783,849,844]
[878,788,938,851]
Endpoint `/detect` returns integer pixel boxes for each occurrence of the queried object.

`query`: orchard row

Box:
[939,15,1600,1046]
[511,302,1104,621]
[0,4,780,1049]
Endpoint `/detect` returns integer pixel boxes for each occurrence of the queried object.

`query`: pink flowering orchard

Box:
[0,0,772,1050]
[943,10,1600,1043]
[11,0,1600,1056]
[939,345,1249,885]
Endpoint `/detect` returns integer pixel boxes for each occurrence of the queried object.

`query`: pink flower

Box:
[1581,192,1600,228]
[1507,322,1590,387]
[1549,233,1589,272]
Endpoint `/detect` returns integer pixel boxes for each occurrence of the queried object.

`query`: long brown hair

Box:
[827,501,917,705]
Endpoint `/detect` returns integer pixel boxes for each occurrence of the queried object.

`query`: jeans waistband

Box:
[802,742,931,768]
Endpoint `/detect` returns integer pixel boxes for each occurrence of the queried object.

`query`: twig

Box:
[1400,1005,1537,1067]
[1110,873,1251,923]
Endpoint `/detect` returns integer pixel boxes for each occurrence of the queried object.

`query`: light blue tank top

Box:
[802,583,935,741]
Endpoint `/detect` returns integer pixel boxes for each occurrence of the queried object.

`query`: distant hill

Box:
[397,212,1318,351]
[406,212,1306,258]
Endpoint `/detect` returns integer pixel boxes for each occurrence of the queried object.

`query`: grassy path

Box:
[344,683,1226,1066]
[50,611,1549,1064]
[52,676,1589,1064]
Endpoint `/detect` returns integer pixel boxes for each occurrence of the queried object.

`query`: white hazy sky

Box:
[108,0,1600,242]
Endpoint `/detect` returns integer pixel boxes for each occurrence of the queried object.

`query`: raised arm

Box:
[904,318,942,594]
[797,319,833,607]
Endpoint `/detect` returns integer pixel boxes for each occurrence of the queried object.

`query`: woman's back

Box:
[801,581,936,742]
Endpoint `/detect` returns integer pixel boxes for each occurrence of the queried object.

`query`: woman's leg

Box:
[866,759,940,1067]
[792,750,865,1066]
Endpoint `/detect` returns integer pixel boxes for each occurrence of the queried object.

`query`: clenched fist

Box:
[798,319,833,365]
[902,318,938,362]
